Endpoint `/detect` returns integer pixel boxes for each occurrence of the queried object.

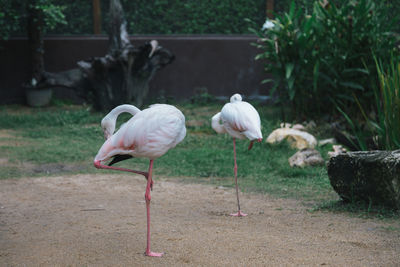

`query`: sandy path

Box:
[0,174,399,266]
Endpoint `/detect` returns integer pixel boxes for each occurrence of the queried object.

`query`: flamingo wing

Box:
[95,104,186,163]
[221,101,262,140]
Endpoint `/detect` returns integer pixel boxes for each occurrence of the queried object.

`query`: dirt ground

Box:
[0,174,399,266]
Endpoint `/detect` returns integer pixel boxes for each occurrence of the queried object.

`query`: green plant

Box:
[251,1,320,119]
[373,58,400,149]
[253,0,399,119]
[8,0,266,35]
[336,55,400,151]
[0,0,21,40]
[0,0,66,40]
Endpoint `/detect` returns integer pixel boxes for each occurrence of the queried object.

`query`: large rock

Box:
[327,150,400,209]
[266,128,317,150]
[289,148,324,168]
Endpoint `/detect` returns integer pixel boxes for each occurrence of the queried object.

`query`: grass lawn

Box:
[0,102,397,218]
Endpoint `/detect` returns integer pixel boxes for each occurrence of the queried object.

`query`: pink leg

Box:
[94,160,161,255]
[94,160,153,189]
[144,160,163,257]
[230,138,247,217]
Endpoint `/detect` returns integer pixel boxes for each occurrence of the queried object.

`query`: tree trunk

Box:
[32,0,174,111]
[327,150,400,209]
[27,0,45,85]
[92,0,102,34]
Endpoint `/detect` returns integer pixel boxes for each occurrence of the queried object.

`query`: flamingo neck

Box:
[102,104,141,138]
[106,104,141,121]
[211,112,227,134]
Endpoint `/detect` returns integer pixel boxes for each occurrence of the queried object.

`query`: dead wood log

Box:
[31,0,174,111]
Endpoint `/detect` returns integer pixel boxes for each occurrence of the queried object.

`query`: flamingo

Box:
[211,93,262,217]
[94,104,186,257]
[101,104,141,140]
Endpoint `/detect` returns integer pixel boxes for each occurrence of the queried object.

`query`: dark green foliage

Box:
[121,0,265,34]
[340,56,400,150]
[6,0,266,36]
[0,0,22,40]
[0,0,66,40]
[252,0,400,120]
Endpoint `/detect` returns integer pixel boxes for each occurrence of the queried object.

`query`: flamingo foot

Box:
[145,251,164,257]
[230,211,248,217]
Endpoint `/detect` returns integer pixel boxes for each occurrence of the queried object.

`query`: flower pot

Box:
[26,88,52,107]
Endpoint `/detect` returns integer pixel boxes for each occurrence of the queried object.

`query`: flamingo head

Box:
[230,93,242,103]
[93,160,102,169]
[101,118,115,140]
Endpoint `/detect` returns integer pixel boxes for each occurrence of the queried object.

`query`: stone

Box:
[279,122,305,131]
[318,138,336,147]
[266,128,317,150]
[327,145,347,158]
[327,150,400,209]
[289,148,325,168]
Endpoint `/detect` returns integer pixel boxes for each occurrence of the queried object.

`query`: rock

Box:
[327,145,347,158]
[289,148,325,168]
[266,128,317,150]
[318,138,336,147]
[280,122,305,131]
[327,150,400,209]
[305,120,316,130]
[292,124,306,131]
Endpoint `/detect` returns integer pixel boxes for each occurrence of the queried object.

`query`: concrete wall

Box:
[0,35,270,105]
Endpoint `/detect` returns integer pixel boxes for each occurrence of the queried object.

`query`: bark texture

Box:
[327,150,400,209]
[28,0,174,111]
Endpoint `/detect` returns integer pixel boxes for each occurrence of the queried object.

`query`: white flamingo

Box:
[94,104,186,257]
[212,94,262,217]
[101,104,141,140]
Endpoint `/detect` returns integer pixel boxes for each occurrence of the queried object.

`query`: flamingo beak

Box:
[248,138,262,150]
[94,160,101,168]
[248,141,254,151]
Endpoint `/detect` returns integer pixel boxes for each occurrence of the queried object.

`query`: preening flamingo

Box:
[94,104,186,257]
[211,94,262,217]
[101,104,141,139]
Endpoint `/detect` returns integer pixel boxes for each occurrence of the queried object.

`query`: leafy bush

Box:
[374,58,400,149]
[252,0,399,120]
[0,0,66,40]
[8,0,266,35]
[341,56,400,150]
[122,0,265,34]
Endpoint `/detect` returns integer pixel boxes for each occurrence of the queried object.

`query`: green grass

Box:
[313,200,400,220]
[0,102,398,219]
[0,103,333,199]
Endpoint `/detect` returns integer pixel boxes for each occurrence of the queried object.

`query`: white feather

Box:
[212,94,262,141]
[95,104,186,162]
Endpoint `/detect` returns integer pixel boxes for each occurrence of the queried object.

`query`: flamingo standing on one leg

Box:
[94,104,186,257]
[211,93,262,217]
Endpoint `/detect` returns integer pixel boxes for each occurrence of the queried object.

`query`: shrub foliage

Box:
[5,0,267,36]
[252,0,399,120]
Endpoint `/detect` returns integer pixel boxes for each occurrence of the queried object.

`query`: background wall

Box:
[0,35,270,105]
